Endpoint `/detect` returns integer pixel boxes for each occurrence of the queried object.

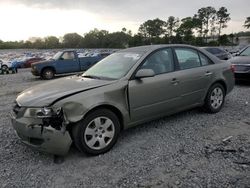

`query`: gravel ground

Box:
[0,69,250,188]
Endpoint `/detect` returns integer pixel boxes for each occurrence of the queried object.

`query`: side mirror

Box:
[135,69,155,79]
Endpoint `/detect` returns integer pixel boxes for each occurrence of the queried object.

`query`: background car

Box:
[230,45,250,81]
[23,57,45,68]
[0,60,13,71]
[202,47,232,60]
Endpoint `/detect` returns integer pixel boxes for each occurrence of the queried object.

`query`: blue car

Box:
[31,50,111,79]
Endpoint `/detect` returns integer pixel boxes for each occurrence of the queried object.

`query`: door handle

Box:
[205,71,213,76]
[171,78,179,85]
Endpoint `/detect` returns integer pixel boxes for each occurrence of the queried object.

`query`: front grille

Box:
[13,101,21,115]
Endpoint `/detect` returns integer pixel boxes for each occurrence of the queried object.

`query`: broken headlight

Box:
[23,107,53,118]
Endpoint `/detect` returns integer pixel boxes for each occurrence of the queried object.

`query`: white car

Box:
[0,60,13,71]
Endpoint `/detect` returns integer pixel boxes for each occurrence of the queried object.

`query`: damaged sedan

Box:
[11,45,235,156]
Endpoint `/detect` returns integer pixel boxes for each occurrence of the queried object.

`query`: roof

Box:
[119,44,198,54]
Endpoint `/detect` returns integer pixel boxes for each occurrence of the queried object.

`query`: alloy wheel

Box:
[210,87,224,109]
[84,116,115,150]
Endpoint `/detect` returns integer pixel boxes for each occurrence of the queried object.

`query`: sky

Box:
[0,0,249,41]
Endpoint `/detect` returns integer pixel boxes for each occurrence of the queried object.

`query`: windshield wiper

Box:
[82,75,101,79]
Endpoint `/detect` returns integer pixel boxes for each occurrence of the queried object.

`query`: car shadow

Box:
[235,80,250,87]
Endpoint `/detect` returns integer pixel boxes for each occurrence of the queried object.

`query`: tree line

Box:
[0,7,250,49]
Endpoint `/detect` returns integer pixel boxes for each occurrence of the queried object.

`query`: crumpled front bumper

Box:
[11,114,72,156]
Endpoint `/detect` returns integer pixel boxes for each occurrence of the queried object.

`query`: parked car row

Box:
[11,44,235,156]
[0,59,15,71]
[201,45,250,82]
[202,47,232,60]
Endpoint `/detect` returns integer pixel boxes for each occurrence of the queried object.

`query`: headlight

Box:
[24,107,53,118]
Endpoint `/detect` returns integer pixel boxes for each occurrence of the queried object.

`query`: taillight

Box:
[230,64,235,72]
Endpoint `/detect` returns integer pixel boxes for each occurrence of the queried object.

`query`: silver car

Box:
[11,45,235,156]
[230,45,250,81]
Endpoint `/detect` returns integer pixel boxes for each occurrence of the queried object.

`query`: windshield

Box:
[52,52,63,60]
[83,52,142,79]
[240,46,250,56]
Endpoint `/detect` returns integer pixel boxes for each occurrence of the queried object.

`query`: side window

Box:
[199,53,213,66]
[61,52,75,60]
[175,48,201,70]
[141,48,174,75]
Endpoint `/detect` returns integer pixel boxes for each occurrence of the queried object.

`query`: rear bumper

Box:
[11,114,72,156]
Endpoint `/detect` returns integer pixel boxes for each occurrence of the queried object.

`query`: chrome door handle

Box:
[171,78,179,85]
[205,72,213,76]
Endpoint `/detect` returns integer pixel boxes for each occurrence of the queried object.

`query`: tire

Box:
[203,83,225,113]
[1,65,8,71]
[72,109,121,155]
[42,68,55,80]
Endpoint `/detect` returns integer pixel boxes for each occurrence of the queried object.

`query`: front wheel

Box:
[203,83,225,113]
[72,109,121,155]
[42,68,54,80]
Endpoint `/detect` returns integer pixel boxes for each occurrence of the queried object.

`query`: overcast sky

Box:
[0,0,249,41]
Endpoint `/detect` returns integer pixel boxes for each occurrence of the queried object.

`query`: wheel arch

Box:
[41,66,56,74]
[208,79,227,94]
[82,104,125,131]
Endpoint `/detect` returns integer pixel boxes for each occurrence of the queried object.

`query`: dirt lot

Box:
[0,69,250,188]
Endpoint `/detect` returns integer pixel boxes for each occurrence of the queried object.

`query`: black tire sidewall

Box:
[42,68,54,80]
[205,83,225,113]
[73,109,121,155]
[2,65,8,71]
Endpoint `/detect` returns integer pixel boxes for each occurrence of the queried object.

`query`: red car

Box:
[23,57,44,68]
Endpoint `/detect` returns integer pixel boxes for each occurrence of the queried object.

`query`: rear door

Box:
[56,51,79,73]
[173,47,213,107]
[128,48,182,123]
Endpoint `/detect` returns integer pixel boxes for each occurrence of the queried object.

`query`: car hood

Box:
[32,59,53,66]
[16,76,116,107]
[230,56,250,65]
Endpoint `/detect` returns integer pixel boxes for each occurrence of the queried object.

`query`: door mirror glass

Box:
[135,69,155,79]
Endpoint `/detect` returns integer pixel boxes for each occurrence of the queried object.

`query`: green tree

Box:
[105,32,131,48]
[82,29,109,48]
[166,16,179,37]
[243,17,250,29]
[216,7,231,36]
[197,7,216,41]
[193,14,203,37]
[228,33,235,44]
[138,18,167,42]
[176,17,196,44]
[63,33,83,48]
[45,36,60,49]
[129,34,145,47]
[218,34,229,45]
[32,38,45,49]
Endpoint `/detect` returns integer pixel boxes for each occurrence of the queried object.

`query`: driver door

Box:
[56,51,79,73]
[128,48,182,123]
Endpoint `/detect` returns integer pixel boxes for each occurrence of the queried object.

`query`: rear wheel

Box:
[72,109,121,155]
[42,68,54,80]
[204,83,225,113]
